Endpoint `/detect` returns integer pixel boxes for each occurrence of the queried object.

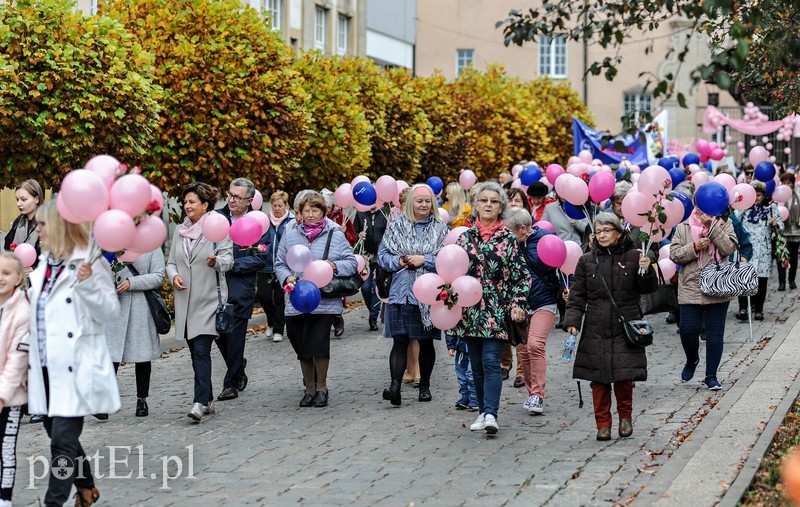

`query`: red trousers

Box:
[590,381,633,429]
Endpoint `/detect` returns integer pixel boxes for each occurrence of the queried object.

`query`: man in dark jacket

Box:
[354,206,388,330]
[215,178,269,401]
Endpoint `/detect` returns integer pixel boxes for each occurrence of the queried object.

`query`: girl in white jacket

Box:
[0,253,30,507]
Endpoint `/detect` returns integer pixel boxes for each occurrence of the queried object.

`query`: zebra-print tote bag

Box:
[699,260,758,299]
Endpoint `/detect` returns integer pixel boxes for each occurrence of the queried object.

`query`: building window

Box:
[623,91,653,129]
[337,15,350,55]
[262,0,281,30]
[456,49,474,76]
[90,0,98,14]
[315,7,327,52]
[539,36,567,78]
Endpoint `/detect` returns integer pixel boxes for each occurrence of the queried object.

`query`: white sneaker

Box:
[469,414,486,431]
[187,403,203,421]
[265,326,274,338]
[523,395,537,410]
[272,333,283,343]
[484,414,499,434]
[528,396,544,414]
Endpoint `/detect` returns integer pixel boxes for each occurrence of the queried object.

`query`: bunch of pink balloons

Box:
[333,175,412,213]
[656,245,678,279]
[696,139,725,162]
[553,173,588,206]
[59,155,167,255]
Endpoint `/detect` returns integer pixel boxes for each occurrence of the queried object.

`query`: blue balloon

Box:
[682,153,700,167]
[563,201,587,220]
[703,161,713,172]
[289,280,321,313]
[426,176,444,195]
[102,252,116,263]
[668,168,686,188]
[352,181,377,206]
[615,168,628,180]
[754,161,776,182]
[520,165,542,186]
[766,179,776,196]
[658,157,679,170]
[671,191,693,222]
[694,182,730,217]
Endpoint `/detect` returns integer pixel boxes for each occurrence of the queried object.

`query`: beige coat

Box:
[166,228,233,341]
[670,220,738,305]
[0,288,30,407]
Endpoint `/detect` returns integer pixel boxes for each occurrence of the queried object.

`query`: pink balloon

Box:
[118,250,142,262]
[692,171,710,186]
[534,220,554,232]
[710,148,725,161]
[351,175,370,188]
[444,226,469,246]
[150,185,164,213]
[246,210,270,234]
[566,164,584,177]
[511,178,523,189]
[696,139,711,156]
[561,241,583,275]
[354,202,372,212]
[435,245,470,283]
[546,164,565,185]
[658,244,671,261]
[578,150,593,164]
[588,171,616,203]
[459,170,477,190]
[375,175,397,203]
[537,234,567,268]
[128,215,167,253]
[334,184,354,209]
[60,169,109,221]
[85,155,120,189]
[94,210,136,252]
[355,254,366,273]
[772,185,792,204]
[630,173,640,184]
[438,208,450,224]
[779,205,790,222]
[713,173,736,191]
[567,156,580,167]
[56,192,85,224]
[511,165,523,178]
[202,213,230,242]
[621,192,651,227]
[749,146,769,166]
[638,166,672,197]
[252,190,263,211]
[730,183,756,210]
[12,243,36,268]
[412,273,446,305]
[229,216,263,247]
[562,176,590,206]
[286,245,313,272]
[109,174,152,218]
[430,304,463,330]
[661,197,685,228]
[657,259,677,280]
[451,275,482,307]
[303,260,334,288]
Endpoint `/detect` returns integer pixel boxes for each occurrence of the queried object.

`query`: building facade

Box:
[365,0,415,72]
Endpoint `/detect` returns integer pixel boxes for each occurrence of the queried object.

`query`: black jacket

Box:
[354,210,388,256]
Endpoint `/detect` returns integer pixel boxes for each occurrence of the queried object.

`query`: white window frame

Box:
[539,35,567,78]
[337,14,350,56]
[623,91,653,129]
[90,0,98,14]
[262,0,281,31]
[315,6,327,52]
[455,49,474,76]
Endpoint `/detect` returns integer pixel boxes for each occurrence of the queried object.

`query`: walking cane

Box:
[577,381,584,408]
[747,295,753,342]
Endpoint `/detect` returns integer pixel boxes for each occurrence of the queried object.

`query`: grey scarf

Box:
[381,214,448,329]
[12,215,38,249]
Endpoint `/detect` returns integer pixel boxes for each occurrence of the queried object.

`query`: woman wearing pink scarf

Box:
[670,205,738,391]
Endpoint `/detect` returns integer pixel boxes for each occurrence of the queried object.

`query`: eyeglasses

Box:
[227,192,251,203]
[595,228,618,235]
[744,171,754,176]
[477,198,502,206]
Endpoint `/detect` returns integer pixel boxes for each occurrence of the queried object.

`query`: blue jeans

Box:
[454,348,477,407]
[679,302,729,378]
[187,334,215,405]
[360,262,381,321]
[465,338,504,419]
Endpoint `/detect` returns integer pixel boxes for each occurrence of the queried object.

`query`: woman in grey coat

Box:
[105,249,165,417]
[166,183,233,422]
[275,191,357,408]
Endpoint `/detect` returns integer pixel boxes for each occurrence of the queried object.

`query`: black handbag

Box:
[594,253,653,348]
[126,264,172,335]
[374,263,393,299]
[639,264,679,316]
[319,230,364,299]
[506,314,531,346]
[214,269,234,334]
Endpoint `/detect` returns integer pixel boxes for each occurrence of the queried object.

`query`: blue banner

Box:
[572,119,649,166]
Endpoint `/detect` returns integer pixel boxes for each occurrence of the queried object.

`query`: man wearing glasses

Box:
[214,178,269,401]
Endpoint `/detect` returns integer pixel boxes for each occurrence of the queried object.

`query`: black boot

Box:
[418,385,432,402]
[382,379,402,406]
[334,315,345,337]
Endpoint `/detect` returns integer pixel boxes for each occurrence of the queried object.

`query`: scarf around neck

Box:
[475,217,505,242]
[179,214,208,261]
[746,203,770,224]
[689,211,717,262]
[381,214,448,329]
[301,218,326,243]
[269,210,289,230]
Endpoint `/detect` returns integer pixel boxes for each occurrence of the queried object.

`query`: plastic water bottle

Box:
[562,333,577,361]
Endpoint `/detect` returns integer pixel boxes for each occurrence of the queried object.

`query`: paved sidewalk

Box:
[11,279,800,506]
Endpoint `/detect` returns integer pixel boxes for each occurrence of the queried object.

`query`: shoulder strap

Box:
[126,263,139,276]
[213,242,223,308]
[322,230,334,261]
[593,252,625,323]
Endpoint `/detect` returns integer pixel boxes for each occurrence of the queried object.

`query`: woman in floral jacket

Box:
[451,182,531,436]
